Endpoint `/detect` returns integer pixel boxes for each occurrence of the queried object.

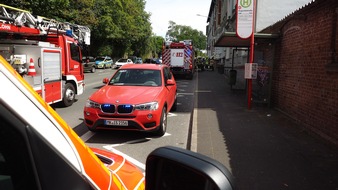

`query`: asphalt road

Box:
[54,68,195,171]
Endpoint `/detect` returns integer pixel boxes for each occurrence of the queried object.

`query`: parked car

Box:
[82,56,96,73]
[95,56,113,69]
[144,58,161,64]
[135,57,143,64]
[0,55,235,190]
[128,56,137,63]
[84,63,177,136]
[113,58,133,69]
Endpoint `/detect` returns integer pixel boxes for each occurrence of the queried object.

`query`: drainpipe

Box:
[331,8,337,63]
[326,7,338,72]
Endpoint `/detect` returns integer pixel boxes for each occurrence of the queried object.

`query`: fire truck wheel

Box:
[154,107,167,136]
[62,83,75,107]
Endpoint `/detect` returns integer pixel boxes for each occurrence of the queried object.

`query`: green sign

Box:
[240,0,252,8]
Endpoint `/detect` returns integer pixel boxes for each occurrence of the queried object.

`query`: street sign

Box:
[236,0,254,39]
[245,63,257,79]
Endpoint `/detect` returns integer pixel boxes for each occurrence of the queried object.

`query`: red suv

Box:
[84,64,177,136]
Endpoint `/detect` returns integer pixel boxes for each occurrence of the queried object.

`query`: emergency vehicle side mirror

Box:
[145,146,235,190]
[102,78,109,84]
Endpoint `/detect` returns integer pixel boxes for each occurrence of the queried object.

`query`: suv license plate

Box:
[105,120,128,126]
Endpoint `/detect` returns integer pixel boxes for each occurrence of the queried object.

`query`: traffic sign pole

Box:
[248,32,255,109]
[236,0,255,109]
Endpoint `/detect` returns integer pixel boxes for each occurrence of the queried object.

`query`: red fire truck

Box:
[0,3,90,107]
[162,40,195,79]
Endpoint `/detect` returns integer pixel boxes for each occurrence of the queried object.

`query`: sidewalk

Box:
[190,70,338,190]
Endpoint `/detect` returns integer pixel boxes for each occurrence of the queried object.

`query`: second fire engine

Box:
[162,40,195,79]
[0,3,90,107]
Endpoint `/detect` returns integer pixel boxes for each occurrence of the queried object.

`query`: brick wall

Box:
[270,0,338,145]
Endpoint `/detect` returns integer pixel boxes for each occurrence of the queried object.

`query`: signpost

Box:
[236,0,255,109]
[236,0,254,39]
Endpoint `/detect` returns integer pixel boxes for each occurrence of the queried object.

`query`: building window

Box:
[218,0,222,26]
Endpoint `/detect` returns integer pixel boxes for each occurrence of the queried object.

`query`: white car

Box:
[113,58,133,69]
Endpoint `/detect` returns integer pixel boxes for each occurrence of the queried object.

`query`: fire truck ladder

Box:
[0,3,90,45]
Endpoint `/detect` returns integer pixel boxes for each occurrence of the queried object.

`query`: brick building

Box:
[207,0,338,146]
[262,0,338,145]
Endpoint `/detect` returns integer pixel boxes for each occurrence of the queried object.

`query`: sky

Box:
[144,0,211,37]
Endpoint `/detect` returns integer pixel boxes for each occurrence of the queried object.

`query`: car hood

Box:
[90,147,145,189]
[90,85,162,104]
[95,60,104,64]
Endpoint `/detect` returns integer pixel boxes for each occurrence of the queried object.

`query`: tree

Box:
[1,0,70,20]
[151,35,165,58]
[166,21,207,51]
[128,0,153,57]
[1,0,153,59]
[89,0,152,58]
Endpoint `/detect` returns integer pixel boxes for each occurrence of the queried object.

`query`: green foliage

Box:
[97,45,113,56]
[88,0,152,58]
[166,21,207,51]
[154,36,165,57]
[144,35,164,58]
[1,0,153,59]
[1,1,206,59]
[0,0,69,17]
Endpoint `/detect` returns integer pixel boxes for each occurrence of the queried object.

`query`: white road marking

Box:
[82,131,171,146]
[82,131,171,172]
[177,92,194,95]
[103,146,146,171]
[104,133,171,148]
[168,112,177,117]
[191,108,198,152]
[103,132,171,171]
